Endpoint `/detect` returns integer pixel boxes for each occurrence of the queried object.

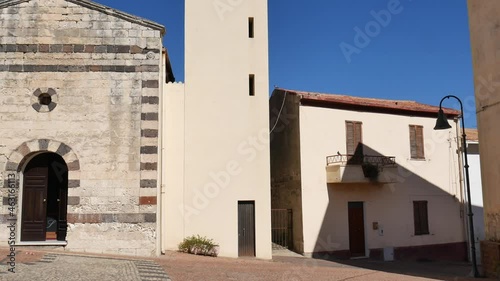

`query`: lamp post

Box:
[434,95,479,278]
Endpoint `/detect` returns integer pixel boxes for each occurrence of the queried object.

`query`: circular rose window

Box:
[32,88,58,112]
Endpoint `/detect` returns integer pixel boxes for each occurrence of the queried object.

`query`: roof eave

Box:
[274,88,461,118]
[300,97,460,119]
[0,0,166,35]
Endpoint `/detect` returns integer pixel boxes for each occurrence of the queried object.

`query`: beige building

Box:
[270,88,468,261]
[160,0,272,259]
[468,0,500,277]
[0,0,166,255]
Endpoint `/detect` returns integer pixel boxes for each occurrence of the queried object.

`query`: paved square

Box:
[0,253,170,281]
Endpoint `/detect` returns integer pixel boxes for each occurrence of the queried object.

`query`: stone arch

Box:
[5,139,80,188]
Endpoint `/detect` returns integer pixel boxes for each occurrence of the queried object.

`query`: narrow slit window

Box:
[249,74,255,96]
[248,17,254,38]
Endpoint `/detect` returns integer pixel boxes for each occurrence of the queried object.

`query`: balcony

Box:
[326,154,398,184]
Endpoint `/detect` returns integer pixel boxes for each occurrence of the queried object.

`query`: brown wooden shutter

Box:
[354,122,362,155]
[346,121,363,164]
[346,121,355,155]
[409,125,424,159]
[409,126,417,158]
[346,121,362,155]
[416,126,424,159]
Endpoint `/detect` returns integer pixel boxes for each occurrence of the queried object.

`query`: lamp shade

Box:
[434,109,452,130]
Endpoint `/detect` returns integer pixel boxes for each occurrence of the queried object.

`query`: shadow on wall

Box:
[312,143,472,263]
[269,92,304,254]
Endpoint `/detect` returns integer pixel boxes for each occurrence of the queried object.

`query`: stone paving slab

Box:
[0,253,171,281]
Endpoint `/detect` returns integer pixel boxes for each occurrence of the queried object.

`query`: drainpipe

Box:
[455,117,469,261]
[156,46,165,256]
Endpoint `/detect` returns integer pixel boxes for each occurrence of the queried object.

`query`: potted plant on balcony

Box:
[361,162,379,179]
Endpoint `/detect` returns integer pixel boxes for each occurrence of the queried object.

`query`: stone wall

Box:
[481,241,500,278]
[0,0,162,255]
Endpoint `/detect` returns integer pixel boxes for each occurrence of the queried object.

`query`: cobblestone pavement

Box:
[0,248,497,281]
[0,253,171,281]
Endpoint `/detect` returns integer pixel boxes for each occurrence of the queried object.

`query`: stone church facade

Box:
[0,0,163,255]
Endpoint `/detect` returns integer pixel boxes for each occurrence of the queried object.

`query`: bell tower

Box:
[182,0,271,258]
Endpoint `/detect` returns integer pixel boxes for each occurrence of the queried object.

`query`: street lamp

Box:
[434,95,479,278]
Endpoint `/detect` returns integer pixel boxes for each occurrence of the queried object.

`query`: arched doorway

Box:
[21,153,68,242]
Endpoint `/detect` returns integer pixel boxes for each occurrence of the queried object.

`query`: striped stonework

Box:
[0,43,160,54]
[4,139,80,187]
[140,77,159,194]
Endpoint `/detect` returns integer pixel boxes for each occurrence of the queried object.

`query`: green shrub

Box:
[178,235,219,257]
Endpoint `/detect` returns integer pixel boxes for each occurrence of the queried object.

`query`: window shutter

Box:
[346,121,363,164]
[346,122,355,155]
[410,125,424,159]
[416,126,424,159]
[354,122,363,156]
[409,126,417,158]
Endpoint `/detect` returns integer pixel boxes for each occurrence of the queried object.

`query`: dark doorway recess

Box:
[348,202,366,257]
[22,153,68,242]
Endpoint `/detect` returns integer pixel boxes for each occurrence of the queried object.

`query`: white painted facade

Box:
[161,0,272,259]
[270,89,468,260]
[299,106,465,255]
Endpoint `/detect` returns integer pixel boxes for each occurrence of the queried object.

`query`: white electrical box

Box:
[383,247,394,261]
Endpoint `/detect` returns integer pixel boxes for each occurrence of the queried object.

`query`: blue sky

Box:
[96,0,476,128]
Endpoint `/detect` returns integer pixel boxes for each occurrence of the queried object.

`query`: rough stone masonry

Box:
[0,0,162,256]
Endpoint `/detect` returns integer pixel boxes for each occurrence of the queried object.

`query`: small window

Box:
[248,17,254,38]
[409,125,424,159]
[413,201,429,235]
[346,121,363,163]
[249,74,255,96]
[38,93,52,105]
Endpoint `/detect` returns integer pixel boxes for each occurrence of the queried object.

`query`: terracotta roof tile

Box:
[276,88,460,117]
[465,128,479,141]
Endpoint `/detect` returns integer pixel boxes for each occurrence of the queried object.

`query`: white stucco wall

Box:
[162,0,271,259]
[467,141,484,264]
[162,82,185,252]
[298,105,465,255]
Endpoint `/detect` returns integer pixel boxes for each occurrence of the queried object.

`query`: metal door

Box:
[238,201,256,257]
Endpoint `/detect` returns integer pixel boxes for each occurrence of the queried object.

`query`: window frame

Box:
[413,200,430,235]
[345,121,363,163]
[409,125,425,160]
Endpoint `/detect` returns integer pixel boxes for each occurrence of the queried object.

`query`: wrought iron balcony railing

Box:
[326,154,396,166]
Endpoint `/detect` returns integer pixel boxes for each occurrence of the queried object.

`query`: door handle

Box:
[43,199,46,202]
[57,199,60,202]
